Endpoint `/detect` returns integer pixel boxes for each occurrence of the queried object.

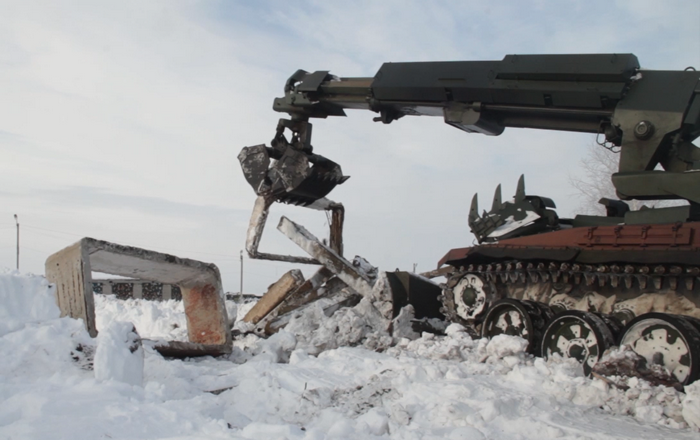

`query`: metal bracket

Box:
[245,195,344,264]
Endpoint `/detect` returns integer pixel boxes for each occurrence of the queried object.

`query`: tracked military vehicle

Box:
[239,54,700,384]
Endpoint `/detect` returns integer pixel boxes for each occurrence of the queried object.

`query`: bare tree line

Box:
[570,144,686,215]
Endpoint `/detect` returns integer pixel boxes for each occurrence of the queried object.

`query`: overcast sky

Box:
[1,0,699,294]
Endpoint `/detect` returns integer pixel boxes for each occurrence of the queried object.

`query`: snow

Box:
[1,271,699,439]
[93,321,144,386]
[487,211,541,239]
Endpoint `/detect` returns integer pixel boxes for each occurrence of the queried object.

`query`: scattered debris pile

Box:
[236,205,446,347]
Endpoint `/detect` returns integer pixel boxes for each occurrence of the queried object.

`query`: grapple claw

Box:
[238,119,349,206]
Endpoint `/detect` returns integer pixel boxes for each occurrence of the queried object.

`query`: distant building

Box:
[92,279,182,301]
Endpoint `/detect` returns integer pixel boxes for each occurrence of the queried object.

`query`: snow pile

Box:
[94,294,189,341]
[681,382,700,430]
[0,269,60,336]
[1,271,699,439]
[93,321,144,386]
[285,297,393,354]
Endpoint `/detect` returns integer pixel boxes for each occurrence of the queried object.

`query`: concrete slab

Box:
[45,237,231,356]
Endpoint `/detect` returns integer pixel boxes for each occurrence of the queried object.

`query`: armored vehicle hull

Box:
[440,222,700,384]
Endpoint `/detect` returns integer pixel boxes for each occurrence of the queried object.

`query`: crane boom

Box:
[240,54,700,208]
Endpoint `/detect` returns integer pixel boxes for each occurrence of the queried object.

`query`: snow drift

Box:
[0,271,699,439]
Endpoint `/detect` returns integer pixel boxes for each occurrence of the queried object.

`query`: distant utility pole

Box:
[14,214,19,270]
[239,250,244,297]
[413,263,417,273]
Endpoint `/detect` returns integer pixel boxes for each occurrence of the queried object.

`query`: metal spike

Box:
[652,277,662,290]
[562,273,570,283]
[653,265,666,275]
[636,275,647,289]
[548,263,558,271]
[500,273,509,283]
[529,272,539,283]
[485,264,493,272]
[469,194,480,224]
[598,274,607,287]
[639,266,650,275]
[572,264,581,272]
[624,275,633,289]
[509,272,519,283]
[506,263,514,272]
[584,273,596,286]
[515,175,526,202]
[574,274,582,284]
[540,271,550,282]
[537,263,545,271]
[516,262,524,270]
[477,265,484,272]
[611,275,619,288]
[518,272,527,283]
[468,265,475,272]
[491,184,502,211]
[624,265,635,274]
[495,264,503,272]
[610,265,621,274]
[597,265,609,273]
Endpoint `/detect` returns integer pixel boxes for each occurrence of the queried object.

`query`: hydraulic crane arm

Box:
[274,54,640,136]
[240,54,700,206]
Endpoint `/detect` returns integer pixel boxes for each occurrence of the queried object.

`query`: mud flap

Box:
[45,238,231,357]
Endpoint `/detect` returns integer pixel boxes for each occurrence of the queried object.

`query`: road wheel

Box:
[619,313,700,385]
[481,299,552,354]
[541,310,616,375]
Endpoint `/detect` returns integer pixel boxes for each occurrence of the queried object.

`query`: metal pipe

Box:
[14,214,18,270]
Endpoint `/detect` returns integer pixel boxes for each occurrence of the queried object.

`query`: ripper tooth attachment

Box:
[468,175,560,243]
[239,119,349,206]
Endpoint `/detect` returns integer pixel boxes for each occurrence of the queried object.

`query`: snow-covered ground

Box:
[1,270,699,439]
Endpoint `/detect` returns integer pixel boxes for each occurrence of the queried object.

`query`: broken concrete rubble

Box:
[235,209,447,347]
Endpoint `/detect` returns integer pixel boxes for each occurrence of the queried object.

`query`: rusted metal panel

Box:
[440,223,700,268]
[576,224,692,247]
[45,238,231,356]
[243,269,305,324]
[182,284,229,345]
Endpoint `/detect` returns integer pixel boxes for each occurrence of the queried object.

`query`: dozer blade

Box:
[385,271,444,320]
[45,238,232,357]
[239,144,349,206]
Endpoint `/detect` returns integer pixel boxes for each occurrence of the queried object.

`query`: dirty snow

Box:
[0,271,699,439]
[487,211,541,239]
